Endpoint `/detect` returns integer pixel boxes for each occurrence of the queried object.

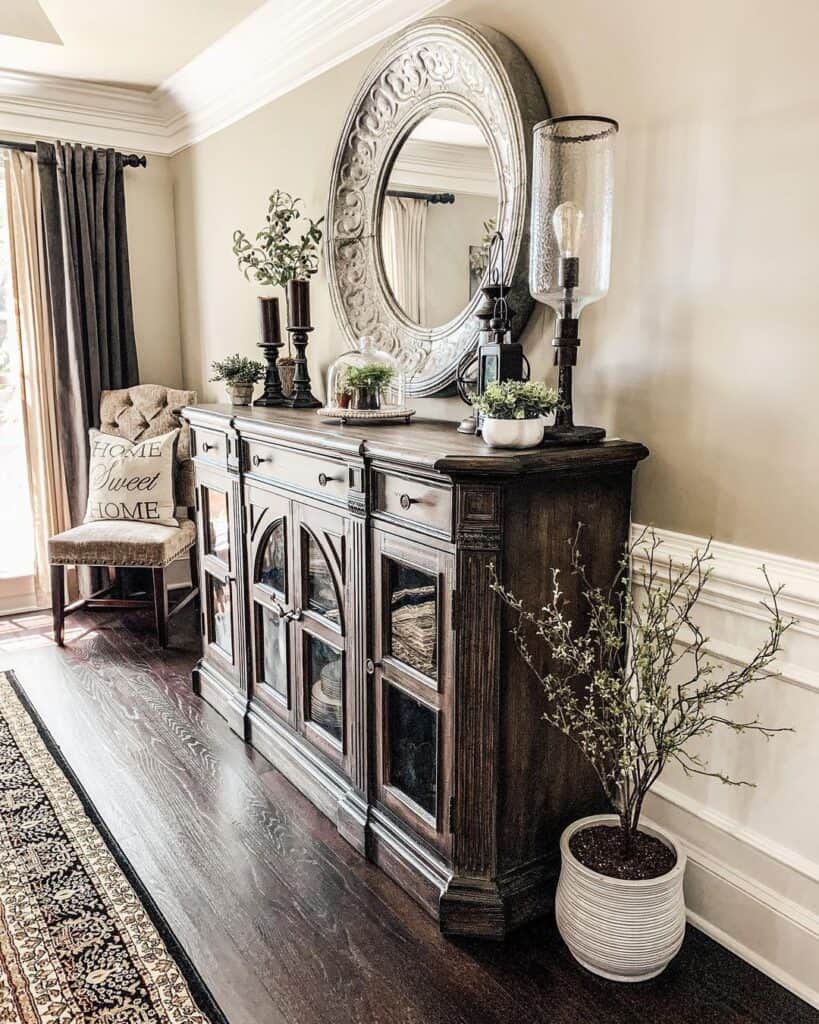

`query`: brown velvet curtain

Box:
[36,141,139,527]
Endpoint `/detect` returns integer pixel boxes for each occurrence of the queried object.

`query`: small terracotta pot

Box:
[225,382,255,406]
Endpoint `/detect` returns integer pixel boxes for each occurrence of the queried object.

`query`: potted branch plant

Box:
[210,354,266,406]
[232,190,324,396]
[344,363,394,410]
[471,380,559,448]
[490,527,791,982]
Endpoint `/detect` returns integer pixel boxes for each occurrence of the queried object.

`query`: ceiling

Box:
[0,0,265,89]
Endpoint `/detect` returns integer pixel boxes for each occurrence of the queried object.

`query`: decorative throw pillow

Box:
[84,428,180,527]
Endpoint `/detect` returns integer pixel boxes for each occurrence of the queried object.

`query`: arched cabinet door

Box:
[246,485,296,726]
[293,503,348,770]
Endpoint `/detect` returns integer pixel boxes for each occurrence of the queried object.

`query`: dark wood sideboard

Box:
[183,404,648,938]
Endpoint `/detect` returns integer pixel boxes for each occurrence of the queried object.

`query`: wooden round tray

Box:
[316,406,416,424]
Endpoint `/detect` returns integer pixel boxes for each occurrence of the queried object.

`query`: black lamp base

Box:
[543,424,606,445]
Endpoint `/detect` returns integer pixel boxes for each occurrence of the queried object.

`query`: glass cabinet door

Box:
[372,529,453,854]
[202,485,231,567]
[247,487,295,722]
[195,466,238,681]
[294,504,347,765]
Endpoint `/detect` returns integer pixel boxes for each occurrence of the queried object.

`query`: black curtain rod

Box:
[386,189,454,204]
[0,139,147,168]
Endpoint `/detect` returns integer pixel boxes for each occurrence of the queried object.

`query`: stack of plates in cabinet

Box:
[311,660,342,733]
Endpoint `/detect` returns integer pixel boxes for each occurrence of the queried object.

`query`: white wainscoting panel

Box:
[632,525,819,1009]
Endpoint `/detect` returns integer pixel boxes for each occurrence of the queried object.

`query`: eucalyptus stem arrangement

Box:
[232,190,324,288]
[490,526,792,858]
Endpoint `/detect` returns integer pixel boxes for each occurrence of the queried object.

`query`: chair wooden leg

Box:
[50,564,65,647]
[152,567,169,648]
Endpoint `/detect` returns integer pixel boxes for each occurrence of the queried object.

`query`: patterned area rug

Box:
[0,670,227,1023]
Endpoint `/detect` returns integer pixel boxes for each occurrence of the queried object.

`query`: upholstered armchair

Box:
[49,385,198,648]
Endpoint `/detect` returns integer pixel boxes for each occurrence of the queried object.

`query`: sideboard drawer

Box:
[192,426,228,468]
[245,439,348,503]
[373,470,452,538]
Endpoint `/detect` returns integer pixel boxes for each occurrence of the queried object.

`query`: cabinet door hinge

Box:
[448,794,456,833]
[451,589,459,631]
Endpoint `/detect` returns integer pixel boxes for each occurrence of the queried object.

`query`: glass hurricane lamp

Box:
[530,115,618,441]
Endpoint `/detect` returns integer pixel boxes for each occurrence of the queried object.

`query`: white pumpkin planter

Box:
[555,814,686,982]
[481,415,544,449]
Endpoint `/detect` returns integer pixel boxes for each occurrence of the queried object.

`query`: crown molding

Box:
[390,138,498,198]
[0,0,448,157]
[0,68,169,153]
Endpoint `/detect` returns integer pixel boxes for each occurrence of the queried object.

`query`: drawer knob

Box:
[201,441,216,452]
[399,493,417,511]
[318,471,341,487]
[252,453,270,468]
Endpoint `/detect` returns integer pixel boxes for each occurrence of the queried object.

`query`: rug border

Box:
[1,669,230,1024]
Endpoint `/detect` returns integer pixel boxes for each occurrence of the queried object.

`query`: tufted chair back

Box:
[99,385,197,511]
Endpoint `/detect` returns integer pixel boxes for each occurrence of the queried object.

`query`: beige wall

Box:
[125,156,183,389]
[170,0,819,562]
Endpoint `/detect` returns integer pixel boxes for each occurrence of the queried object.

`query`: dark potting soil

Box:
[569,824,677,880]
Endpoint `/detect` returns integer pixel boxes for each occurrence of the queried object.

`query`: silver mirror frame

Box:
[326,18,549,397]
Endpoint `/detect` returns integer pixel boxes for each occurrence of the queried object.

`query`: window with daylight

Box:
[0,166,37,605]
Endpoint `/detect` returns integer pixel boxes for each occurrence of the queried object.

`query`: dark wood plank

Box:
[0,607,815,1024]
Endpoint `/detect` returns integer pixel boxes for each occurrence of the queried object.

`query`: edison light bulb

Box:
[552,201,584,259]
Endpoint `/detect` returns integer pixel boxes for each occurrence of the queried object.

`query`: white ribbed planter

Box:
[555,814,686,982]
[481,416,544,449]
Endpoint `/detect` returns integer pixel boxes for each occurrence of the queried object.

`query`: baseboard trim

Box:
[688,904,819,1011]
[643,796,819,1010]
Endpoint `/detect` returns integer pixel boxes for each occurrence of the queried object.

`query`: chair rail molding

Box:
[0,0,448,156]
[632,524,819,1010]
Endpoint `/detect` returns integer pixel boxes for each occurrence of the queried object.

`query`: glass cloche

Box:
[325,336,407,411]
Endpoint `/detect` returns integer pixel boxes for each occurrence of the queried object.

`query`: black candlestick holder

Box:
[547,256,605,443]
[254,296,286,407]
[284,280,321,409]
[285,325,321,408]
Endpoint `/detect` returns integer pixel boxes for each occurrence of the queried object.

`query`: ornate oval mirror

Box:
[326,19,549,398]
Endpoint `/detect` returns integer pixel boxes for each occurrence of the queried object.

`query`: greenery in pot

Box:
[489,526,792,867]
[210,354,266,405]
[209,354,267,386]
[471,380,559,420]
[343,364,395,410]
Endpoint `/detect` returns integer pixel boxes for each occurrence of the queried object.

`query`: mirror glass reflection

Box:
[380,107,499,328]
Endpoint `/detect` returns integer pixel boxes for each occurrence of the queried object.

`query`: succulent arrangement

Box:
[471,380,559,420]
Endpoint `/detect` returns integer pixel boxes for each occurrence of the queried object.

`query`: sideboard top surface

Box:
[183,404,649,476]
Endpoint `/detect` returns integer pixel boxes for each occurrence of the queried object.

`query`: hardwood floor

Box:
[0,606,815,1024]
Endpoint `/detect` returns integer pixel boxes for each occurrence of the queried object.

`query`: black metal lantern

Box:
[456,233,528,433]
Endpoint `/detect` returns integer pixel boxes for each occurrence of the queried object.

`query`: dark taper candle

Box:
[259,295,282,346]
[286,279,311,328]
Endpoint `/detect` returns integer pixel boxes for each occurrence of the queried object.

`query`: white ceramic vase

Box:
[481,416,544,449]
[555,814,686,982]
